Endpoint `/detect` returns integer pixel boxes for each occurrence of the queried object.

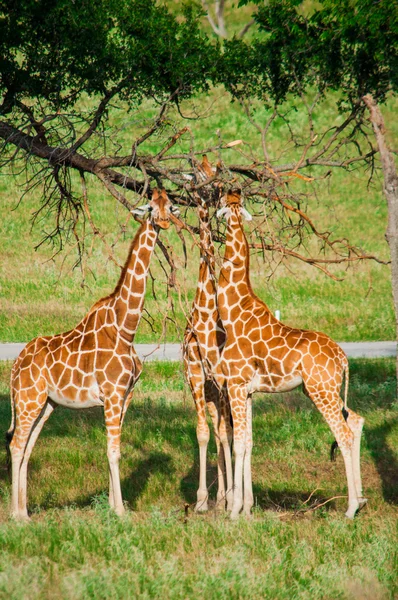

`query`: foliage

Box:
[0,0,217,112]
[225,0,398,105]
[0,0,395,342]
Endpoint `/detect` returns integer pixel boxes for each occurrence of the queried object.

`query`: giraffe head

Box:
[132,188,179,229]
[217,189,252,222]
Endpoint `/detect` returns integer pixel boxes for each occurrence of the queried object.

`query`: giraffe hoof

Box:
[358,498,368,510]
[195,501,208,513]
[114,506,126,517]
[11,513,31,523]
[345,504,359,519]
[230,509,241,521]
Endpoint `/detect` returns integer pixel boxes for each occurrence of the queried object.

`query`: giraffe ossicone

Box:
[7,188,176,520]
[217,189,366,520]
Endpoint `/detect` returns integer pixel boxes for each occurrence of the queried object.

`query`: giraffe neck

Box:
[218,210,270,321]
[193,205,217,312]
[110,219,158,342]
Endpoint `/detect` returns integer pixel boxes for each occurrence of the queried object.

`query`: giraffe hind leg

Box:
[304,384,360,518]
[205,379,233,512]
[219,386,233,511]
[346,408,366,508]
[330,406,350,460]
[329,411,366,506]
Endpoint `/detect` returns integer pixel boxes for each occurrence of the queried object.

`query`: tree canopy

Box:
[0,0,218,112]
[0,0,395,284]
[222,0,397,106]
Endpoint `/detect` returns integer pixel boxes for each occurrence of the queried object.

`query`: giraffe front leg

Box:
[196,423,210,512]
[19,400,54,517]
[229,383,247,520]
[188,375,210,512]
[243,394,254,517]
[104,396,125,516]
[219,387,234,511]
[206,396,226,511]
[109,475,115,510]
[10,390,50,520]
[108,390,133,511]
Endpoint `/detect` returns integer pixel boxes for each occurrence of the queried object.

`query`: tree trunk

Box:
[363,95,398,385]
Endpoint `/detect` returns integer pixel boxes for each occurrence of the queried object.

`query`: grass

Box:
[0,359,397,599]
[0,87,397,344]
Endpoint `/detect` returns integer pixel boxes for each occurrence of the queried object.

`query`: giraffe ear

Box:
[170,204,180,216]
[217,206,230,219]
[240,207,252,222]
[132,204,151,217]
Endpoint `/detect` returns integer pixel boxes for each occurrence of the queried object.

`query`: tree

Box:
[222,0,398,377]
[0,0,389,341]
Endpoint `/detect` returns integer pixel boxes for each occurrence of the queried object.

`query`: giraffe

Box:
[216,190,366,520]
[7,189,179,519]
[182,156,233,512]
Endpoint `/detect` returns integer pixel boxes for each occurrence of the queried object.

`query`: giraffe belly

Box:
[248,372,303,393]
[48,383,103,409]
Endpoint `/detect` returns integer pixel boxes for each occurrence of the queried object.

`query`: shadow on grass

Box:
[252,485,336,512]
[1,361,398,511]
[122,452,174,509]
[31,451,176,512]
[365,417,398,504]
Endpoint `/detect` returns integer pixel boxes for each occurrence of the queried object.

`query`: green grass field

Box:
[1,87,397,344]
[0,359,397,599]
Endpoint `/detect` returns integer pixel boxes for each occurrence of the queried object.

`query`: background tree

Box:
[227,0,398,375]
[0,0,392,345]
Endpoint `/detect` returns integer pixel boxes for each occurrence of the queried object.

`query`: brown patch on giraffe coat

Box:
[81,331,96,352]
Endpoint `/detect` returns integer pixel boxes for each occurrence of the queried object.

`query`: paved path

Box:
[0,341,396,362]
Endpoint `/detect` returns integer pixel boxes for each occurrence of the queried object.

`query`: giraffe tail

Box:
[330,352,350,462]
[342,353,349,418]
[6,371,16,477]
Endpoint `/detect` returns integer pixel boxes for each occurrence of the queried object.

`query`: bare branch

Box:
[71,82,126,152]
[80,172,122,269]
[238,19,255,39]
[202,0,227,38]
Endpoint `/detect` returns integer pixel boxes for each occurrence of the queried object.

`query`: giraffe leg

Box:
[243,393,253,516]
[206,390,226,511]
[219,387,234,511]
[10,389,49,520]
[228,383,248,520]
[104,394,125,516]
[206,379,234,512]
[346,408,366,507]
[108,390,134,510]
[19,401,55,516]
[304,385,360,518]
[187,372,210,512]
